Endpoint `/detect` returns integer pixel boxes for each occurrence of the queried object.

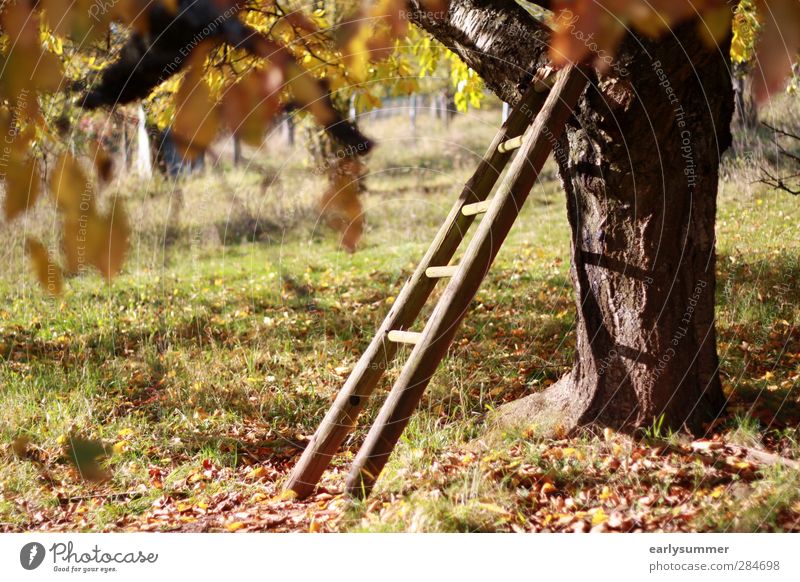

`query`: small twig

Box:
[730,444,800,472]
[759,121,800,195]
[57,491,144,505]
[762,121,800,142]
[647,438,800,472]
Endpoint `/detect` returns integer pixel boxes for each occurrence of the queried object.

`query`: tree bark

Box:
[410,0,735,433]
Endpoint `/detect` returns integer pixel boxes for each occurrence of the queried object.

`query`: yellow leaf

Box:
[225,521,246,532]
[562,447,584,460]
[698,5,733,47]
[319,158,366,252]
[222,68,282,147]
[173,44,219,160]
[50,153,92,217]
[87,203,131,280]
[247,466,268,481]
[63,436,110,483]
[272,489,298,502]
[541,482,557,496]
[26,238,63,295]
[4,156,40,220]
[477,502,510,515]
[31,51,64,92]
[89,141,114,184]
[592,508,608,526]
[12,436,30,457]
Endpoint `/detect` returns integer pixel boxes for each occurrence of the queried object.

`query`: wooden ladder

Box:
[286,64,589,499]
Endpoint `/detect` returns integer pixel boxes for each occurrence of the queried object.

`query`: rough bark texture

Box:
[411,0,550,104]
[410,0,735,433]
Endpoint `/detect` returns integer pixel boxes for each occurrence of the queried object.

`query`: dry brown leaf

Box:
[173,44,220,160]
[111,0,152,35]
[288,63,336,127]
[319,158,366,253]
[50,153,93,217]
[3,155,40,220]
[39,0,73,37]
[63,437,111,483]
[221,67,283,146]
[754,0,800,100]
[26,237,63,295]
[61,216,86,274]
[549,1,728,70]
[89,141,114,185]
[88,203,130,280]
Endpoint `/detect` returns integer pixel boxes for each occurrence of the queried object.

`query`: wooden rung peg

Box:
[498,135,523,153]
[425,265,459,278]
[387,330,423,344]
[533,70,558,93]
[461,200,491,216]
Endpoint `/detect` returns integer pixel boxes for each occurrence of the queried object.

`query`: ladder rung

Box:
[345,64,590,500]
[533,70,557,93]
[461,199,491,216]
[284,65,567,501]
[498,135,523,153]
[387,330,423,344]
[497,72,557,155]
[425,265,459,278]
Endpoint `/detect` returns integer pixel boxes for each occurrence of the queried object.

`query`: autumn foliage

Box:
[0,0,798,293]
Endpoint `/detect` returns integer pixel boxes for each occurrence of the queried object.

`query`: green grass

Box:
[1,104,799,532]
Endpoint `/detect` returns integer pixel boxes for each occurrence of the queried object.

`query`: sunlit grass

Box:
[1,104,799,532]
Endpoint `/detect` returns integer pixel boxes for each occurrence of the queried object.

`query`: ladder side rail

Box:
[284,81,554,498]
[345,65,590,498]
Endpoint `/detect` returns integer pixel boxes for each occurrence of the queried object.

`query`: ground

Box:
[1,99,799,532]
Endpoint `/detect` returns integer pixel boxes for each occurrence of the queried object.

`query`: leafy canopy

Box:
[0,0,797,294]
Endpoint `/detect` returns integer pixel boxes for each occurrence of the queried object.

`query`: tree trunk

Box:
[135,105,153,179]
[410,0,734,433]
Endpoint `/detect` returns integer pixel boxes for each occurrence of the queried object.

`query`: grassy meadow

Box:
[1,98,799,532]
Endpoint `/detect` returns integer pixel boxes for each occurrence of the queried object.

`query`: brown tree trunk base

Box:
[412,1,735,436]
[489,375,584,438]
